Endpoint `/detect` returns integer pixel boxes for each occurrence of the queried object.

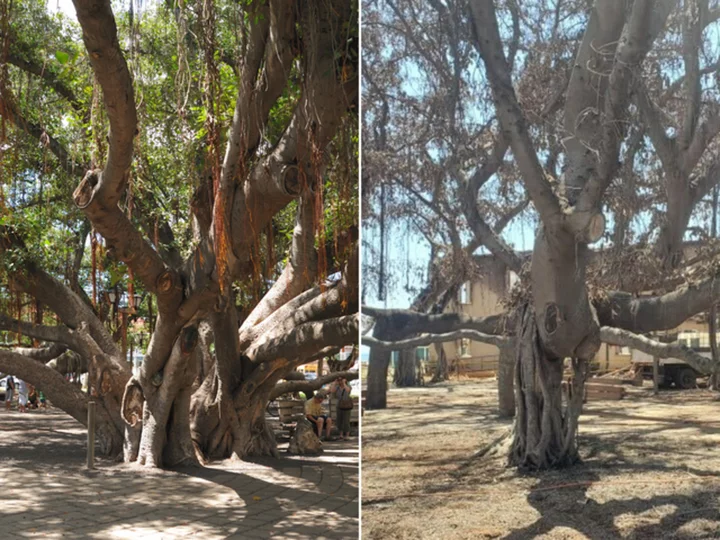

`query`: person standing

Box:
[4,375,15,410]
[16,378,28,413]
[331,377,353,440]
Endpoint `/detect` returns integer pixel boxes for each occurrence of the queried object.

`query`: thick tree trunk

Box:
[191,380,279,460]
[127,326,201,468]
[366,347,391,409]
[393,349,420,387]
[430,342,449,383]
[497,342,515,418]
[509,305,587,470]
[231,389,278,459]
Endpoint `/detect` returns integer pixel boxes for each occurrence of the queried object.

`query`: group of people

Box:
[304,377,354,441]
[4,376,45,412]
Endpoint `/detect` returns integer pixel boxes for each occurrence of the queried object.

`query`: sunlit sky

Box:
[47,0,75,17]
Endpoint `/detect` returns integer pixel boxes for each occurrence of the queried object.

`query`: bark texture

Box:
[509,305,587,470]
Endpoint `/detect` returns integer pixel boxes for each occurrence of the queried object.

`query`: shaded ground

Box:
[0,408,358,539]
[362,379,720,539]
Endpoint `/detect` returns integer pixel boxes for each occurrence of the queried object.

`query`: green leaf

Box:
[55,51,69,64]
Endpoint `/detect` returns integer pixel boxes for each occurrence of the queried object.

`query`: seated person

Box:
[27,386,38,409]
[305,390,334,441]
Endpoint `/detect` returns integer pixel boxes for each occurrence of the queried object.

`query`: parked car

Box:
[632,349,704,389]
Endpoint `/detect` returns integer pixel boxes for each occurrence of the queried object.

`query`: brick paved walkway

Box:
[0,409,358,539]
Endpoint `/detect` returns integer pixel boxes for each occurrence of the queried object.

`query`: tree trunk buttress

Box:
[366,346,391,410]
[132,325,201,467]
[430,342,449,383]
[393,348,421,387]
[509,304,587,470]
[498,341,515,418]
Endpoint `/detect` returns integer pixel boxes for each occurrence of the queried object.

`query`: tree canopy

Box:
[1,0,359,467]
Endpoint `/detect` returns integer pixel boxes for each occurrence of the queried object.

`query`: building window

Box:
[615,346,631,356]
[459,281,472,305]
[458,338,471,357]
[415,346,429,362]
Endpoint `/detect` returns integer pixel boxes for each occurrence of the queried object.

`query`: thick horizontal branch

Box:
[12,343,68,362]
[363,306,506,340]
[0,315,87,356]
[0,350,92,425]
[364,329,509,350]
[600,326,713,375]
[247,315,359,365]
[1,229,118,357]
[598,272,720,333]
[241,248,358,350]
[270,370,358,400]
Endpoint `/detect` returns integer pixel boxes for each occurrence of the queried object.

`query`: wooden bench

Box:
[277,399,306,433]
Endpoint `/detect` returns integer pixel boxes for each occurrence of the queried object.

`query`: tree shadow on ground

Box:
[503,468,720,539]
[0,409,358,539]
[496,428,720,539]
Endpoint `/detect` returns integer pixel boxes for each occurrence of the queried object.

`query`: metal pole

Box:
[87,401,96,469]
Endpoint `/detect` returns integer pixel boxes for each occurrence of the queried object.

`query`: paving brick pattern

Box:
[0,409,358,539]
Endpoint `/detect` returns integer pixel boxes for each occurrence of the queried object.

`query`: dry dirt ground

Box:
[362,379,720,539]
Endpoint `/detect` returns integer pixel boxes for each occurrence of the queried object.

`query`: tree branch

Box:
[7,51,83,111]
[11,343,68,362]
[635,82,681,174]
[229,0,356,278]
[469,0,562,230]
[0,315,88,357]
[0,228,118,357]
[0,350,110,429]
[600,326,713,374]
[0,88,76,176]
[269,369,358,400]
[247,314,359,365]
[71,0,137,204]
[239,194,318,331]
[598,270,720,333]
[70,0,182,312]
[495,196,529,233]
[679,0,703,150]
[363,306,506,340]
[578,0,676,211]
[364,328,509,350]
